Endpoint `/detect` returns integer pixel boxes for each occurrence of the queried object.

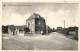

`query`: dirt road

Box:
[2,32,78,50]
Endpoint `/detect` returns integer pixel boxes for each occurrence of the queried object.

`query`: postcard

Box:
[0,0,80,52]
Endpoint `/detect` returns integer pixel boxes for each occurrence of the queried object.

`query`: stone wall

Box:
[26,19,35,34]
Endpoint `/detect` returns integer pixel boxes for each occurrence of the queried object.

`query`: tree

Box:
[24,27,30,33]
[2,25,8,34]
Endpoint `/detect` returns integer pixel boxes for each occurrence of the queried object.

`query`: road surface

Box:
[2,32,78,50]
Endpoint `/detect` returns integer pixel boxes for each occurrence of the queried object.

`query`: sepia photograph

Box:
[2,2,78,50]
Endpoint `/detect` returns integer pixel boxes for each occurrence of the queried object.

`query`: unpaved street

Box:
[2,32,78,50]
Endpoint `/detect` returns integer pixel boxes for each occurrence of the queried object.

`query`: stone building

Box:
[26,13,46,34]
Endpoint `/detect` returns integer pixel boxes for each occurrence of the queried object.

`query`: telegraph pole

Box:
[64,20,65,28]
[64,20,66,35]
[46,17,48,34]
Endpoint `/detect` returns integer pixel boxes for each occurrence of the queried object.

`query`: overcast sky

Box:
[2,3,78,28]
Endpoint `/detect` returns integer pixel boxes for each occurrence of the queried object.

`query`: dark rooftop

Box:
[26,13,44,21]
[8,25,25,31]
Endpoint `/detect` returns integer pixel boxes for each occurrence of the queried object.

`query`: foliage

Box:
[2,25,8,34]
[24,27,30,33]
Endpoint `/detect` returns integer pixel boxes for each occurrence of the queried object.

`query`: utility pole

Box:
[46,17,48,34]
[64,20,66,35]
[64,20,65,28]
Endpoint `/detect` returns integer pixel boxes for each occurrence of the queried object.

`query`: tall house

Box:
[26,13,46,34]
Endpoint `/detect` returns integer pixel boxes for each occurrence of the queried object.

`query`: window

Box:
[38,21,41,25]
[31,22,34,25]
[27,22,30,28]
[26,23,28,27]
[37,16,39,18]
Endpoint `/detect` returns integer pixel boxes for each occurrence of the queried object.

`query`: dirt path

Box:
[2,32,78,50]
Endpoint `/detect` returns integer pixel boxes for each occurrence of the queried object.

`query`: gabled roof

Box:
[26,13,44,21]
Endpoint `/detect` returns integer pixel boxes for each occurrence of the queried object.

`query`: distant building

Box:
[46,25,52,33]
[7,25,24,36]
[26,13,46,34]
[57,27,62,30]
[56,27,63,33]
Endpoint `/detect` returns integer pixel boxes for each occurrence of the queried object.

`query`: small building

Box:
[66,26,78,35]
[8,25,24,36]
[46,25,52,33]
[26,13,46,34]
[57,27,62,30]
[56,27,66,34]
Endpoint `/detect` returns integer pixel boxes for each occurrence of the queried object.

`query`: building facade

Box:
[26,13,46,34]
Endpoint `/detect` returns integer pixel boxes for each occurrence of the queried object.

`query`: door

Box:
[16,31,17,35]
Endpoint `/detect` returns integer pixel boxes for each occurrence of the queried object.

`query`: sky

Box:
[2,3,78,29]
